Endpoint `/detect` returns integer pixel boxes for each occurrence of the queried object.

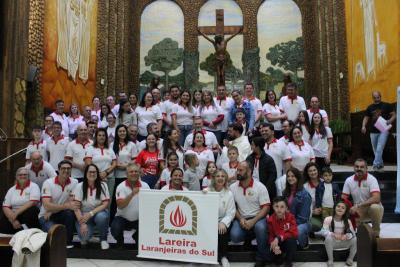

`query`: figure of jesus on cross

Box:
[198,9,243,86]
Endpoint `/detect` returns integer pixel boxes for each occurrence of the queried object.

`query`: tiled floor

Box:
[67,258,357,267]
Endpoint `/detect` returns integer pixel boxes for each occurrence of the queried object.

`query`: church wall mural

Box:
[139,0,184,93]
[257,0,303,99]
[42,0,98,111]
[346,0,400,112]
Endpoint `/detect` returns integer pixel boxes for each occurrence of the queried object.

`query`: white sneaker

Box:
[101,240,110,250]
[221,257,230,267]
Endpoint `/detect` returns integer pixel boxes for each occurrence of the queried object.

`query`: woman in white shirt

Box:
[288,126,315,171]
[160,129,184,169]
[309,112,333,170]
[85,128,117,204]
[185,131,214,177]
[207,169,235,267]
[135,91,162,141]
[99,104,111,128]
[117,100,137,127]
[199,90,224,144]
[263,90,287,139]
[67,103,84,140]
[192,89,202,116]
[171,90,195,146]
[296,110,311,142]
[105,113,117,143]
[74,164,110,249]
[0,167,40,233]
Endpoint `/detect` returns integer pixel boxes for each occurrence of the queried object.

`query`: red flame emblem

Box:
[169,206,187,227]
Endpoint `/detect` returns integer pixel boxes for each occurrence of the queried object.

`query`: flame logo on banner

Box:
[170,206,187,227]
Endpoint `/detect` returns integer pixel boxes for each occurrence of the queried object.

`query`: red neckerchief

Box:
[266,138,278,149]
[76,138,90,149]
[145,105,152,111]
[244,96,255,101]
[268,101,276,106]
[30,140,43,149]
[44,128,52,136]
[294,140,305,151]
[239,178,254,194]
[71,114,80,121]
[308,180,318,189]
[31,161,44,176]
[192,146,207,154]
[353,172,368,187]
[309,108,320,114]
[216,96,226,101]
[97,145,105,155]
[229,161,239,169]
[125,180,142,188]
[119,142,126,150]
[55,176,71,192]
[54,111,64,116]
[254,155,261,168]
[288,95,297,104]
[52,135,64,145]
[193,129,206,135]
[169,183,184,191]
[16,180,31,196]
[88,184,96,196]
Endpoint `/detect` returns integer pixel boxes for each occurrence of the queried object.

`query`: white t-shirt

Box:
[47,135,69,170]
[264,138,292,176]
[65,139,93,178]
[85,145,117,178]
[322,183,334,208]
[106,126,116,143]
[159,168,172,186]
[199,105,224,131]
[26,161,57,189]
[230,179,270,219]
[278,135,290,146]
[39,176,78,217]
[310,127,333,158]
[2,181,40,212]
[115,180,150,221]
[111,142,138,178]
[342,173,381,204]
[287,141,315,171]
[263,103,283,131]
[214,97,234,132]
[171,104,195,126]
[185,148,215,177]
[26,140,48,162]
[135,105,162,136]
[184,130,218,150]
[67,115,84,135]
[278,95,306,122]
[73,182,110,212]
[161,100,178,127]
[303,181,319,209]
[221,162,238,181]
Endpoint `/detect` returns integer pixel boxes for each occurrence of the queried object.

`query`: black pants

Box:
[315,157,330,171]
[39,209,76,245]
[271,238,297,264]
[110,178,126,225]
[0,206,40,234]
[110,217,139,246]
[218,231,230,260]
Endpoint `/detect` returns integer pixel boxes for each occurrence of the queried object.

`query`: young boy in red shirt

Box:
[268,196,298,267]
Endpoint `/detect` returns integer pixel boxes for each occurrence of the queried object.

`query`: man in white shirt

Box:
[243,83,263,127]
[106,95,116,114]
[184,117,219,151]
[230,161,271,266]
[214,85,234,145]
[112,91,128,115]
[47,121,69,170]
[342,158,384,237]
[279,83,306,122]
[26,151,57,189]
[161,85,180,131]
[39,160,79,248]
[111,163,150,248]
[50,99,69,136]
[260,123,291,176]
[65,124,92,180]
[278,120,295,146]
[307,96,329,126]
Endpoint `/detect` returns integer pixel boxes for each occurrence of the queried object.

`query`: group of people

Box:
[0,82,390,267]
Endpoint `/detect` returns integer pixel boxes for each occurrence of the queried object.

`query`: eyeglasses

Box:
[59,167,72,170]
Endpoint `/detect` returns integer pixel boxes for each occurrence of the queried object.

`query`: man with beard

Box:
[230,161,271,267]
[342,158,384,237]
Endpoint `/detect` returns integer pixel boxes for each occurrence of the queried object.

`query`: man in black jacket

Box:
[246,137,277,202]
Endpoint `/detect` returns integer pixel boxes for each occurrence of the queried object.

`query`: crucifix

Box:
[198,9,243,86]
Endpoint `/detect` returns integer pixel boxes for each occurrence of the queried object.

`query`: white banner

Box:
[138,190,219,264]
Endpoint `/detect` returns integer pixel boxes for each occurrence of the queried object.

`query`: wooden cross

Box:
[198,9,243,38]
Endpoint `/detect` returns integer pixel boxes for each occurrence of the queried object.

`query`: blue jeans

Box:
[141,174,158,189]
[297,222,311,248]
[39,209,75,245]
[370,132,389,168]
[110,216,139,246]
[230,218,270,261]
[178,125,192,146]
[75,210,109,242]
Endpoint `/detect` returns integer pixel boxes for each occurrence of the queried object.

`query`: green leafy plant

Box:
[330,119,351,134]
